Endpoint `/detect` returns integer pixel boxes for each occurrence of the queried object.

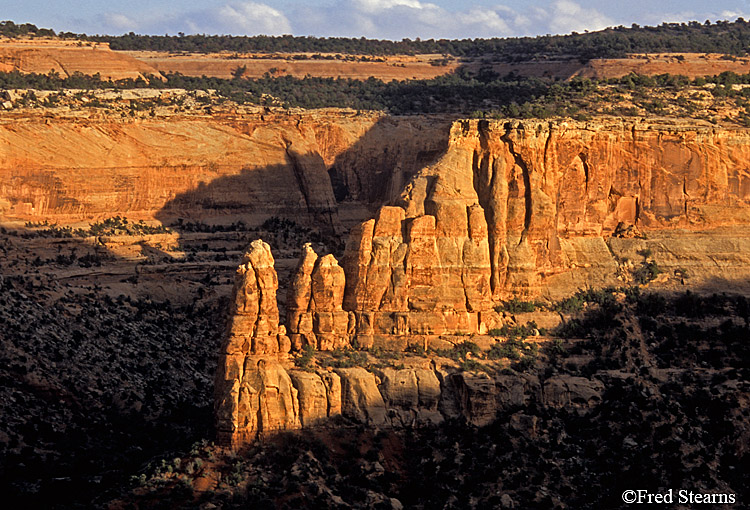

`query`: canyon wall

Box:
[0,110,451,232]
[396,119,750,297]
[4,112,749,298]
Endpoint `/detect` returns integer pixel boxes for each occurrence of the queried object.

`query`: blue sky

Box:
[3,0,750,39]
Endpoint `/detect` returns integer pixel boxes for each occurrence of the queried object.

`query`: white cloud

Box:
[289,1,621,40]
[101,13,138,32]
[98,1,291,36]
[217,2,292,35]
[96,1,623,39]
[293,1,528,39]
[353,0,432,13]
[547,0,614,34]
[719,10,750,19]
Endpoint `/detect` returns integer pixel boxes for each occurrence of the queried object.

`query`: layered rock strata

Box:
[342,202,495,342]
[396,119,750,297]
[0,110,451,232]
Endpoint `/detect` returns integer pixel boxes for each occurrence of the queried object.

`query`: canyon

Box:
[3,111,750,298]
[204,115,750,448]
[2,105,750,505]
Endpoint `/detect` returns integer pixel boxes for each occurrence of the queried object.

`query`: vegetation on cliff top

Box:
[7,18,750,61]
[6,66,750,124]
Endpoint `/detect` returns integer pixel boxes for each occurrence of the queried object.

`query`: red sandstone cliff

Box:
[395,119,750,297]
[0,110,450,231]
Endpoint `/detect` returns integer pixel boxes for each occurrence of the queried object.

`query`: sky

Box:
[3,0,750,39]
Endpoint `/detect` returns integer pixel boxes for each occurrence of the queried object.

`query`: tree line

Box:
[4,66,750,118]
[5,18,750,61]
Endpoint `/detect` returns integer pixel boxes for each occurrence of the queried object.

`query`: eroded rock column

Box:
[215,240,299,447]
[287,243,351,350]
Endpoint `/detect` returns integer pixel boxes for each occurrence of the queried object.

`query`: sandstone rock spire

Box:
[287,243,351,350]
[215,240,298,447]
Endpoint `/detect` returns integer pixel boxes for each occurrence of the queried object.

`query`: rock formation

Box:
[286,244,351,350]
[215,240,298,447]
[342,201,496,342]
[216,241,544,448]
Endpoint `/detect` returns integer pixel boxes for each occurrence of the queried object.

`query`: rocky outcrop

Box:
[214,237,602,448]
[288,370,336,427]
[375,367,443,426]
[342,203,497,341]
[216,351,606,449]
[336,368,388,425]
[226,240,289,356]
[287,244,351,350]
[215,240,297,447]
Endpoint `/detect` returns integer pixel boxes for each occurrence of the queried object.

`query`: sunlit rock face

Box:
[214,117,750,449]
[214,240,298,448]
[286,244,351,351]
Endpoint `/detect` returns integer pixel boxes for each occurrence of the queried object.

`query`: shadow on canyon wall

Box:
[2,112,750,507]
[0,114,454,507]
[153,114,455,239]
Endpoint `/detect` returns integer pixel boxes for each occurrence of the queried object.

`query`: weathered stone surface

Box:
[445,372,498,427]
[335,367,388,425]
[341,201,495,338]
[226,240,284,356]
[0,110,449,232]
[376,368,443,426]
[442,118,750,296]
[215,355,300,447]
[320,371,342,418]
[287,244,350,350]
[215,240,298,447]
[289,371,329,427]
[543,376,604,410]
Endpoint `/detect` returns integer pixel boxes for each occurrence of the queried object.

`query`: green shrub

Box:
[294,344,316,370]
[633,261,661,284]
[459,358,485,372]
[454,341,481,357]
[430,340,481,361]
[322,348,369,368]
[405,343,426,356]
[488,322,538,340]
[495,297,542,313]
[513,354,537,372]
[487,339,522,360]
[545,339,567,357]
